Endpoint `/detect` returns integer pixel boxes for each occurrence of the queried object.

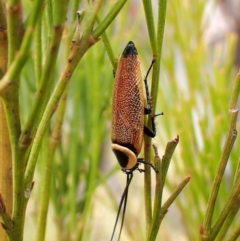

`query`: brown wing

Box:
[111,45,144,157]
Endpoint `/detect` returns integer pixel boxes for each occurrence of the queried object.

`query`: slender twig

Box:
[147,137,181,241]
[6,0,23,64]
[36,86,68,241]
[229,72,240,110]
[24,0,103,190]
[210,180,240,240]
[142,0,156,52]
[144,0,168,236]
[93,0,128,39]
[0,0,44,94]
[202,109,238,239]
[225,222,240,241]
[19,0,68,148]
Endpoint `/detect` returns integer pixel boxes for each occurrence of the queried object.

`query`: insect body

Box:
[112,41,145,171]
[111,41,160,240]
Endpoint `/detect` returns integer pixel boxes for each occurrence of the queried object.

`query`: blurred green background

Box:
[17,0,240,240]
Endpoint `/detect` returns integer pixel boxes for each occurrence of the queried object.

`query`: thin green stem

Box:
[210,181,240,240]
[36,87,68,241]
[2,5,23,240]
[202,109,238,238]
[149,175,190,241]
[144,0,168,237]
[72,0,81,21]
[147,146,162,241]
[93,0,127,39]
[144,136,153,234]
[0,3,12,241]
[24,0,103,190]
[6,0,23,64]
[215,204,240,241]
[46,0,53,32]
[229,72,240,110]
[147,137,180,240]
[98,20,117,70]
[142,0,156,52]
[0,0,43,94]
[225,223,240,241]
[19,0,68,148]
[162,136,179,183]
[34,19,43,85]
[151,0,167,112]
[2,90,22,241]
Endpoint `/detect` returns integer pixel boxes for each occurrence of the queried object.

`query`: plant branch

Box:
[142,0,156,52]
[24,0,103,190]
[36,86,68,241]
[144,0,168,236]
[93,0,127,39]
[202,109,238,238]
[19,0,68,149]
[0,0,43,95]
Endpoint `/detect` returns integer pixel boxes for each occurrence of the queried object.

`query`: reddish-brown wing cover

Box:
[111,53,144,156]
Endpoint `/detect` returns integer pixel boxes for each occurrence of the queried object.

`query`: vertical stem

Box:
[0,2,11,240]
[36,87,68,241]
[6,0,23,64]
[143,0,168,237]
[0,103,11,241]
[202,110,238,239]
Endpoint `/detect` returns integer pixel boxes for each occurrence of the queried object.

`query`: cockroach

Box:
[111,41,162,241]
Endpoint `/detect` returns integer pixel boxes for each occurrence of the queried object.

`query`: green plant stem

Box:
[149,175,190,241]
[34,19,42,85]
[151,0,168,110]
[72,0,81,20]
[142,0,156,52]
[92,0,127,38]
[144,136,153,234]
[98,17,117,70]
[161,175,191,213]
[36,87,68,241]
[0,0,43,94]
[148,137,180,240]
[19,0,68,148]
[144,0,168,236]
[0,3,12,240]
[215,200,240,241]
[2,3,23,240]
[210,180,240,240]
[229,72,240,110]
[233,160,240,187]
[202,109,238,239]
[147,146,162,241]
[226,223,240,241]
[162,136,179,183]
[24,0,103,190]
[46,0,53,32]
[6,0,23,64]
[2,88,22,241]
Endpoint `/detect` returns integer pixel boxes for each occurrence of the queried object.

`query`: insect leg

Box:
[137,158,158,173]
[144,60,155,114]
[143,60,163,138]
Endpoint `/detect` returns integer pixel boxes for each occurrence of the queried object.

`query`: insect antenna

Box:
[110,172,133,241]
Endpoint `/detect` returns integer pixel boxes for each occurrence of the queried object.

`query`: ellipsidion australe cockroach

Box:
[111,41,162,241]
